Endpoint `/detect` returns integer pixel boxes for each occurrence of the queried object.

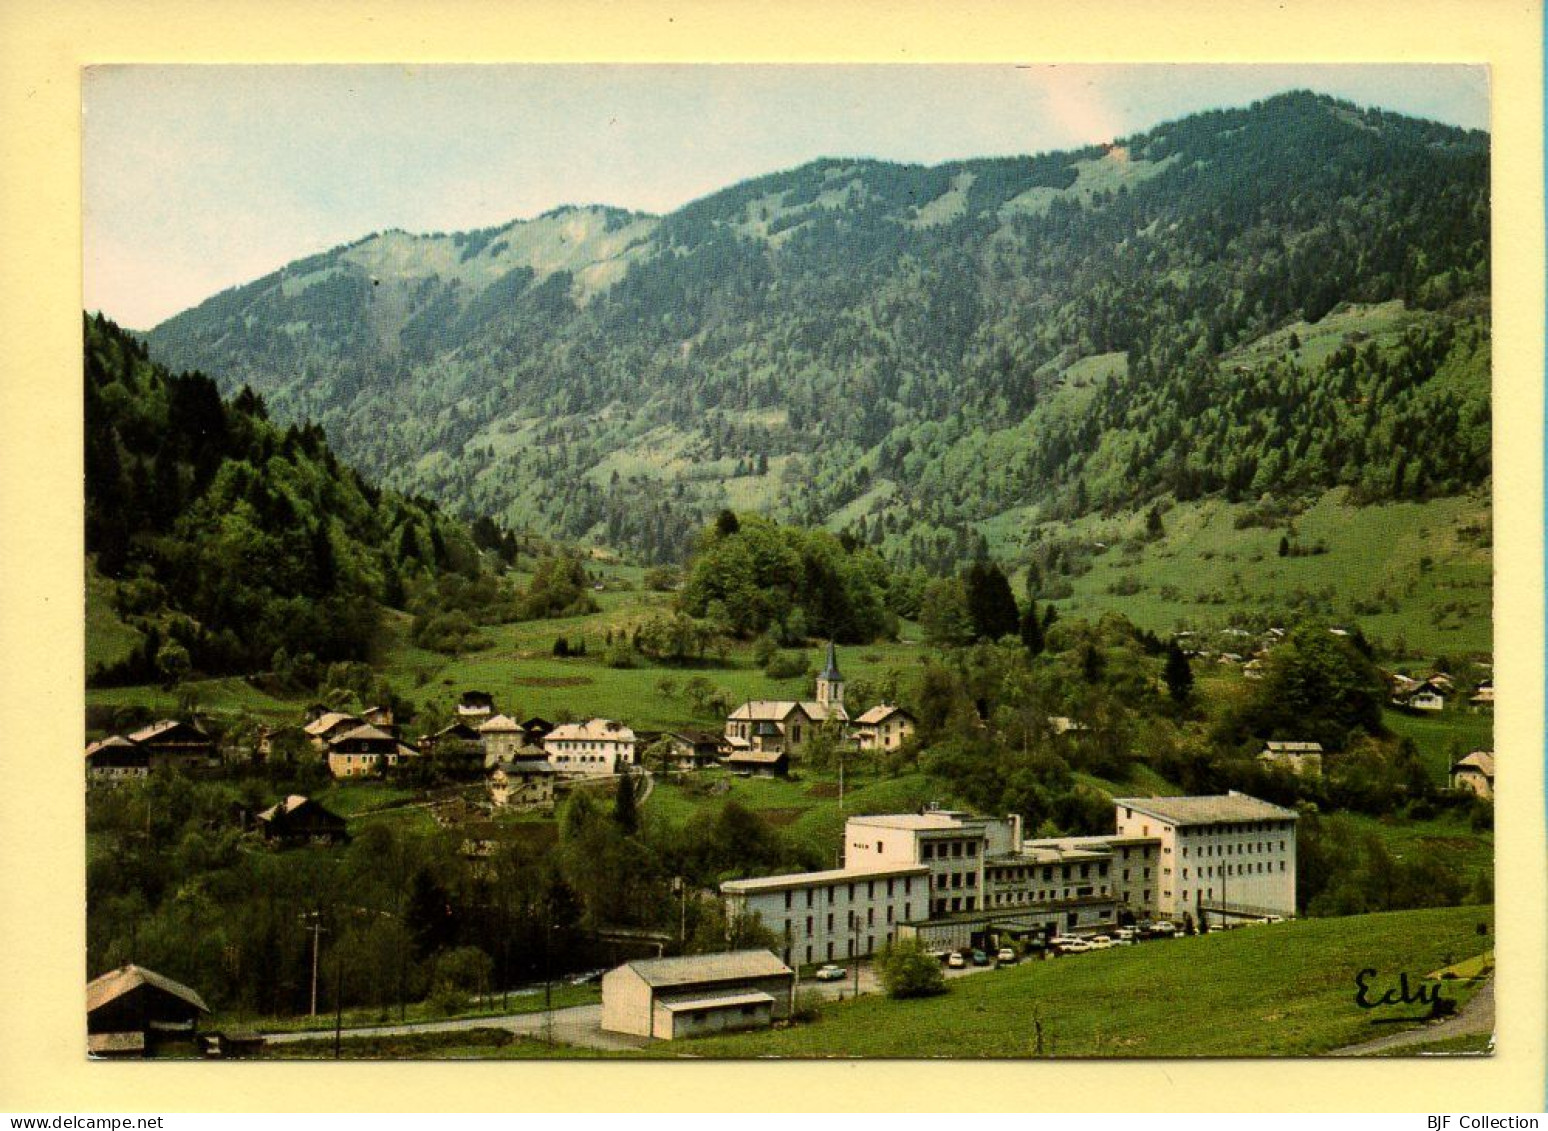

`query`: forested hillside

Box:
[145,92,1490,567]
[85,314,487,683]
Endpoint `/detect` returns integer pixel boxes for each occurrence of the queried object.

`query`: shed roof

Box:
[657,989,775,1013]
[724,749,786,765]
[127,719,208,744]
[855,704,913,726]
[621,948,792,989]
[1113,792,1298,826]
[329,723,396,745]
[87,964,210,1016]
[1264,741,1324,754]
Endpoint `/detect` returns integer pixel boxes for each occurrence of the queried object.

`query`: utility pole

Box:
[301,911,327,1017]
[333,940,344,1060]
[544,919,554,1046]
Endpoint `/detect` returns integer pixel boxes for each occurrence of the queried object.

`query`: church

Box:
[721,646,910,779]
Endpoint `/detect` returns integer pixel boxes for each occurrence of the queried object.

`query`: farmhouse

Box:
[326,724,416,778]
[852,704,916,752]
[488,757,559,811]
[668,730,726,771]
[457,690,497,721]
[1470,682,1494,712]
[85,719,216,785]
[544,718,636,775]
[304,711,361,748]
[254,794,348,845]
[600,949,794,1041]
[1257,740,1324,779]
[85,735,149,786]
[1449,751,1494,799]
[87,963,210,1057]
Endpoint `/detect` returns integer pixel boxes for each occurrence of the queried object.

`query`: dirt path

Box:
[1330,974,1494,1056]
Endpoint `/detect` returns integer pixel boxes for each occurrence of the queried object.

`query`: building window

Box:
[784,891,792,910]
[966,842,977,858]
[922,843,934,860]
[887,879,894,897]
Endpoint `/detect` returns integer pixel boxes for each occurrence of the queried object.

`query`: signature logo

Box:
[1354,967,1451,1018]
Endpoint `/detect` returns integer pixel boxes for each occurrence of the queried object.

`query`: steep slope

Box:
[85,314,485,682]
[146,92,1490,566]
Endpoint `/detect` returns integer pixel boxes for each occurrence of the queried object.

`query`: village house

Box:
[1257,740,1324,779]
[488,757,559,811]
[87,963,210,1058]
[521,716,555,746]
[600,950,794,1041]
[84,719,216,785]
[304,710,362,750]
[326,723,416,778]
[1450,751,1494,800]
[254,794,348,846]
[851,704,917,752]
[84,735,150,786]
[421,720,485,761]
[457,690,497,722]
[543,718,636,775]
[478,714,525,763]
[1470,682,1494,712]
[667,730,726,771]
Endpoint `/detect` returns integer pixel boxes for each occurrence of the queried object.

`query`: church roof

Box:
[819,641,843,682]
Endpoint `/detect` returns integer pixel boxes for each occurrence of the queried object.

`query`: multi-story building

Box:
[1113,792,1298,920]
[851,705,917,752]
[720,792,1294,964]
[721,863,929,968]
[543,718,636,775]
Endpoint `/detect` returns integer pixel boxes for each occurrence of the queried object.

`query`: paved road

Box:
[1330,974,1494,1056]
[263,1002,648,1052]
[264,956,1002,1051]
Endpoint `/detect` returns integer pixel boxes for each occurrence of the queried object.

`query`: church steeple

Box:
[815,641,845,711]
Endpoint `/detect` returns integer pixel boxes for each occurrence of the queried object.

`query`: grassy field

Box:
[1341,812,1493,880]
[1382,706,1493,784]
[1003,488,1490,658]
[267,1028,615,1059]
[572,904,1494,1059]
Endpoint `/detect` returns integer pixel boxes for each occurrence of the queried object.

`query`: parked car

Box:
[814,964,846,982]
[970,949,990,966]
[1152,920,1177,935]
[1114,927,1138,941]
[1087,936,1115,950]
[1058,939,1095,954]
[996,947,1017,964]
[1047,934,1080,949]
[947,951,967,969]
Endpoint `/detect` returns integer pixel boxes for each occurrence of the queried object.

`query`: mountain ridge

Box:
[145,91,1491,566]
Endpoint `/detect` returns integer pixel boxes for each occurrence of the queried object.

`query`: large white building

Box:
[1113,792,1299,919]
[720,792,1296,965]
[722,862,929,968]
[543,718,637,775]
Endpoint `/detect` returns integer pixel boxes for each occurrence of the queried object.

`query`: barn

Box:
[600,949,794,1041]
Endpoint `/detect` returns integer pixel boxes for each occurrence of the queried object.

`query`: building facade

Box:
[1113,792,1298,920]
[543,718,637,775]
[721,863,929,967]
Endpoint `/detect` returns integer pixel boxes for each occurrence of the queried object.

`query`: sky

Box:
[83,64,1490,329]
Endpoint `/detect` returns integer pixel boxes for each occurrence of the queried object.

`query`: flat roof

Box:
[721,863,929,895]
[1114,792,1298,826]
[845,812,979,831]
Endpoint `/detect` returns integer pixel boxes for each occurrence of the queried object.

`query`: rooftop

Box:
[845,811,979,831]
[546,719,636,742]
[721,862,929,894]
[87,964,210,1016]
[1114,792,1299,827]
[619,949,792,989]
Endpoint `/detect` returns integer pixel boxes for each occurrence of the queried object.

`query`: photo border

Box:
[0,0,1542,1112]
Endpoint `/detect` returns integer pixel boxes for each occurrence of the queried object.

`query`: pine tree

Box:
[1019,603,1045,657]
[1164,640,1194,704]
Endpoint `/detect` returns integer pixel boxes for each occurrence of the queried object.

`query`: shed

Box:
[87,964,210,1053]
[600,949,793,1040]
[254,794,348,845]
